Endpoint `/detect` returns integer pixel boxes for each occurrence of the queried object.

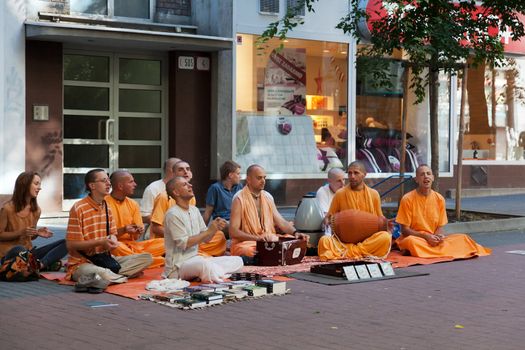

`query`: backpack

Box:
[0,249,40,282]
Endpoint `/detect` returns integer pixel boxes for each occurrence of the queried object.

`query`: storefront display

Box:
[235,34,348,175]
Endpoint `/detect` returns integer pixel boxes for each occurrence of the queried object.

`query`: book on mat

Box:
[191,291,224,302]
[366,263,383,278]
[175,298,208,309]
[255,279,287,294]
[354,264,371,279]
[243,285,267,297]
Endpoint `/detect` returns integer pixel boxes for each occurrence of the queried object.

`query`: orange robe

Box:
[230,187,278,257]
[105,195,165,268]
[396,190,491,258]
[318,185,392,261]
[150,193,226,256]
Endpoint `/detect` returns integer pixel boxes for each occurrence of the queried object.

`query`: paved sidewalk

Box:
[1,229,525,350]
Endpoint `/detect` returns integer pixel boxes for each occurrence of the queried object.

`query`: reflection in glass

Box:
[119,89,161,113]
[64,144,109,168]
[64,174,89,200]
[120,58,161,85]
[131,173,161,198]
[119,117,161,140]
[461,58,525,161]
[355,52,426,173]
[119,145,161,168]
[64,115,109,139]
[64,55,109,82]
[115,0,150,19]
[70,0,108,15]
[64,86,109,111]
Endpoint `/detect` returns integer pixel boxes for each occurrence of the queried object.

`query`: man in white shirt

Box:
[315,168,346,215]
[140,157,180,224]
[163,176,243,282]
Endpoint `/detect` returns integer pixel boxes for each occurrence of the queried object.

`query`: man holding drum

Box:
[317,161,392,260]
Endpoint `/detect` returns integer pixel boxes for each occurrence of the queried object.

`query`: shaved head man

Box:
[141,157,181,224]
[317,160,392,261]
[106,170,165,268]
[229,164,308,260]
[396,165,491,259]
[316,167,346,215]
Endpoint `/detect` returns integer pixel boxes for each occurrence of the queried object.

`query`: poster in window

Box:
[264,48,306,115]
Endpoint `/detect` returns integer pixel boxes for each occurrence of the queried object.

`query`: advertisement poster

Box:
[264,48,306,115]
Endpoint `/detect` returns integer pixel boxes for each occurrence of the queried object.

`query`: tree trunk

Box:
[429,67,440,190]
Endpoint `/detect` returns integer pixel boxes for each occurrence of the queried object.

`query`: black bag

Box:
[82,201,121,274]
[85,251,121,274]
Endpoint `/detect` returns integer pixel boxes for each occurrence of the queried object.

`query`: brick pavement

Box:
[2,232,525,350]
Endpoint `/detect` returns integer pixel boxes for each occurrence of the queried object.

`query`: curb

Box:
[444,217,525,234]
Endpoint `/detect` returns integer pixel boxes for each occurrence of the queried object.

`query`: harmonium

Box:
[256,237,307,266]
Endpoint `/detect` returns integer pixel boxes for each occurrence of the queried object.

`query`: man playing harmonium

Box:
[396,164,491,258]
[317,161,392,261]
[229,164,309,259]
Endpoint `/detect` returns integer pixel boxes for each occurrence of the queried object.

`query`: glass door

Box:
[63,51,166,209]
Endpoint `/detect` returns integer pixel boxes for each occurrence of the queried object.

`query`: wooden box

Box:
[256,238,307,266]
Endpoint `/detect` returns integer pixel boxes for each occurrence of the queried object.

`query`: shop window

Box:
[460,57,525,161]
[355,49,434,174]
[235,34,348,175]
[70,0,151,20]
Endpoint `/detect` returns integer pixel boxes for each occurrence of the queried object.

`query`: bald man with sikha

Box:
[317,161,392,261]
[105,170,165,268]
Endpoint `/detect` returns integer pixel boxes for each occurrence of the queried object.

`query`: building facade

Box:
[1,0,525,214]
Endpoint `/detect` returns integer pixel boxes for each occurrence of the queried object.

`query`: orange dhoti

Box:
[230,239,257,257]
[112,238,165,268]
[198,231,227,257]
[396,233,491,259]
[317,231,392,261]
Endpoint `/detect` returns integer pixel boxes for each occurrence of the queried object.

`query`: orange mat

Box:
[386,250,455,268]
[40,252,456,300]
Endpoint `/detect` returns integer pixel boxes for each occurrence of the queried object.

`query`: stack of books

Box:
[243,285,268,297]
[255,279,287,294]
[191,291,224,306]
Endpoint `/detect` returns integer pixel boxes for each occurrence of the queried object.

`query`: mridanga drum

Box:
[330,209,388,244]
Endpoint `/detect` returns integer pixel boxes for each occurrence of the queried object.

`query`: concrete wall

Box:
[25,41,63,213]
[235,0,350,41]
[0,0,26,199]
[193,0,234,179]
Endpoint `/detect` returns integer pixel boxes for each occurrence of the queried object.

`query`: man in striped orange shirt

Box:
[65,169,152,283]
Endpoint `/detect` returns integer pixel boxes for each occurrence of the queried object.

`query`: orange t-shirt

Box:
[328,185,383,217]
[105,195,143,241]
[396,190,448,234]
[0,201,40,259]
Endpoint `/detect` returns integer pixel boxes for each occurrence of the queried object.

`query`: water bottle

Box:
[392,221,401,239]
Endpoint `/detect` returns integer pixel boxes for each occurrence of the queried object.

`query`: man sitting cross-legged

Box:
[318,161,392,261]
[396,164,491,259]
[105,170,165,268]
[150,160,226,256]
[229,164,308,259]
[66,169,152,283]
[163,177,243,282]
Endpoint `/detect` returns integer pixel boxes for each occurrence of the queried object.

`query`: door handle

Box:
[105,119,115,145]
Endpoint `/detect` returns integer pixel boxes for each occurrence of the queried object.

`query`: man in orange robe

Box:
[229,164,308,258]
[150,160,226,257]
[318,161,392,260]
[396,165,491,258]
[105,170,165,268]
